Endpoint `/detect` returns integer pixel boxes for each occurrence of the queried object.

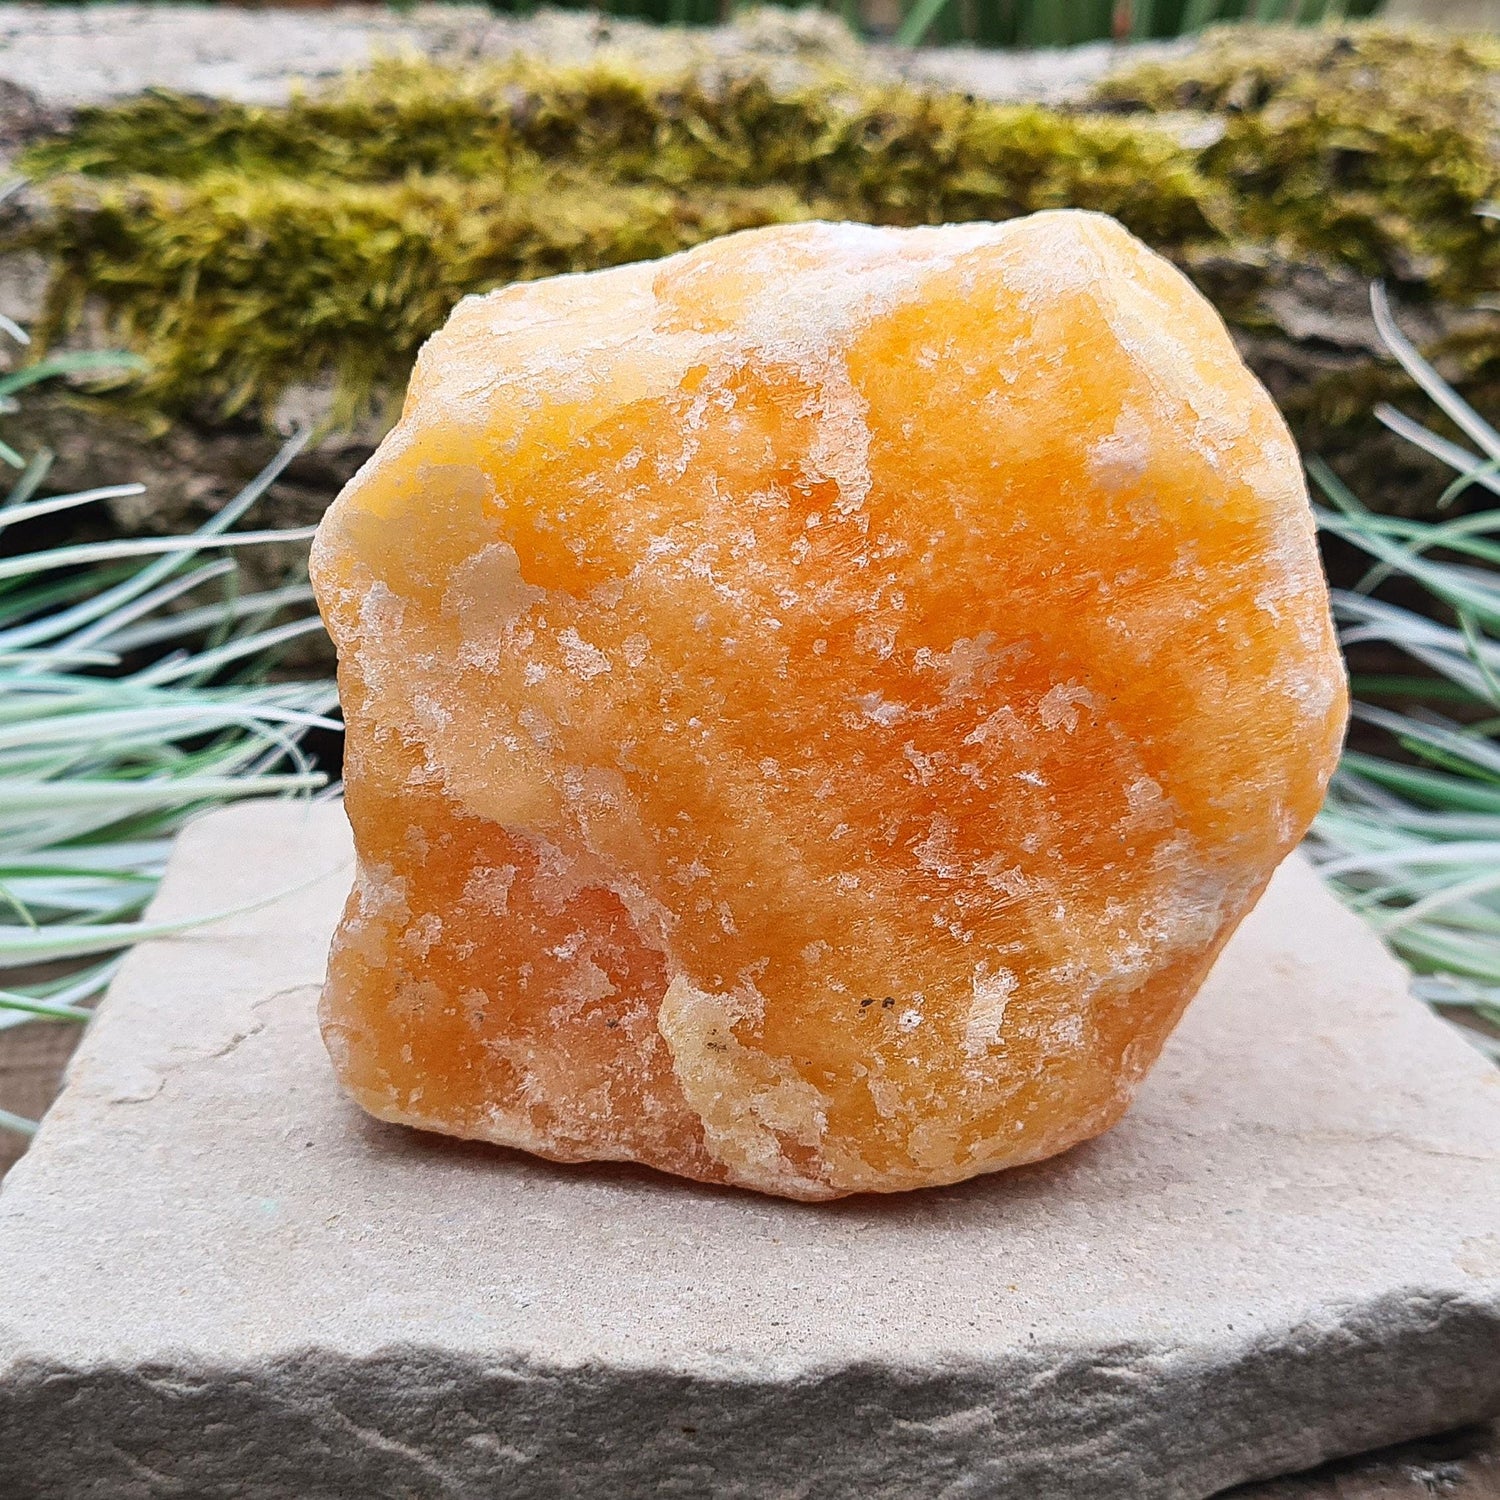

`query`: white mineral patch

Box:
[1122,775,1171,833]
[447,540,542,651]
[1087,405,1152,491]
[557,627,612,680]
[1037,681,1096,734]
[857,692,908,727]
[915,632,1003,704]
[462,870,522,912]
[403,912,443,959]
[656,975,835,1197]
[912,816,961,879]
[964,963,1017,1056]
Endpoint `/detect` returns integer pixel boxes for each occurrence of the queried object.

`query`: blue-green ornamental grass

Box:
[0,342,336,1136]
[1308,287,1500,1059]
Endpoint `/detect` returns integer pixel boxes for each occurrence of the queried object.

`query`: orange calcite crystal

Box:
[311,212,1346,1200]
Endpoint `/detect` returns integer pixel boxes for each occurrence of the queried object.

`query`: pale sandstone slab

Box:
[0,800,1497,1499]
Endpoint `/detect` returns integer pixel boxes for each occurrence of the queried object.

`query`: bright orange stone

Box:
[310,212,1346,1200]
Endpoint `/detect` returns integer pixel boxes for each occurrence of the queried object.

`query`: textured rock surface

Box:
[1230,1423,1500,1498]
[0,4,1148,112]
[0,803,1498,1497]
[312,213,1346,1199]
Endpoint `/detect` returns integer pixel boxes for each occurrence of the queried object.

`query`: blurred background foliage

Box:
[479,0,1386,45]
[892,0,1386,49]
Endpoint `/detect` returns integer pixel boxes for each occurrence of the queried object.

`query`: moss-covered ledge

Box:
[8,21,1499,527]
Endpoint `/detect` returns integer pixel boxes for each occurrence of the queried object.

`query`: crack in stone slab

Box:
[106,984,319,1107]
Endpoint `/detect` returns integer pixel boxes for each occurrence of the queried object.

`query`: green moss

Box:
[36,167,815,425]
[15,25,1500,432]
[22,59,1219,421]
[30,57,1218,228]
[1097,25,1500,296]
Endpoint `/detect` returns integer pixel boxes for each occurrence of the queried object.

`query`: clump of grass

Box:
[0,345,337,1136]
[1307,285,1500,1055]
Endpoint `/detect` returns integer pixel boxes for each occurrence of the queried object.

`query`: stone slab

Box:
[1229,1421,1500,1498]
[0,802,1498,1499]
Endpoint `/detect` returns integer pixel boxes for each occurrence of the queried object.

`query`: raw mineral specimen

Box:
[311,212,1346,1200]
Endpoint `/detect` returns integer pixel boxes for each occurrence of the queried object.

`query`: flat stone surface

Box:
[0,802,1498,1499]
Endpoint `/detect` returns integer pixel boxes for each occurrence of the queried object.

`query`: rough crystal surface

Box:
[310,211,1347,1200]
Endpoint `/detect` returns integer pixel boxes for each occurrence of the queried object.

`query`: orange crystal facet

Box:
[310,212,1347,1200]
